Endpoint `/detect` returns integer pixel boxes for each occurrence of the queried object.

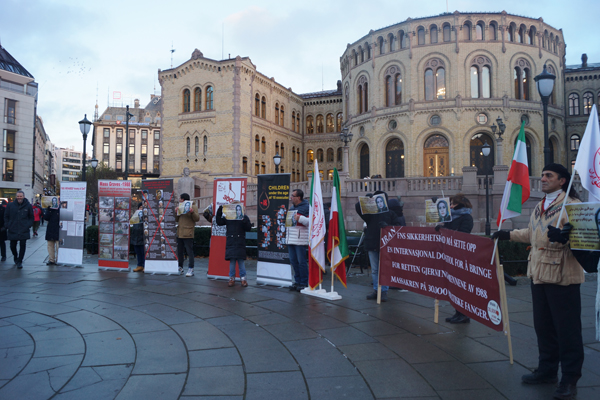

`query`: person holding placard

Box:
[131,203,145,272]
[493,164,584,399]
[216,204,252,287]
[175,193,200,277]
[437,200,451,222]
[43,204,60,265]
[287,189,310,291]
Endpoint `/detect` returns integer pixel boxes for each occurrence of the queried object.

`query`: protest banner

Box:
[57,182,86,265]
[140,179,178,274]
[425,198,452,223]
[97,180,131,270]
[208,177,247,279]
[256,173,292,286]
[565,202,600,251]
[358,195,389,214]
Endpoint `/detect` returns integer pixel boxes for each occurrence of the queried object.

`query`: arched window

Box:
[513,60,531,100]
[360,144,370,178]
[518,25,525,43]
[336,113,343,132]
[547,65,557,105]
[280,105,284,126]
[424,59,445,100]
[424,134,449,177]
[489,21,498,40]
[353,50,358,66]
[357,76,369,113]
[583,92,594,115]
[261,96,266,118]
[316,115,324,134]
[307,149,314,163]
[384,66,402,106]
[281,143,285,158]
[326,114,334,133]
[255,135,260,152]
[203,136,208,155]
[470,133,495,175]
[443,24,451,42]
[417,27,425,45]
[463,22,472,40]
[337,147,342,162]
[186,137,190,155]
[242,157,248,174]
[528,26,536,45]
[360,46,364,63]
[275,141,280,155]
[306,116,314,134]
[470,57,492,98]
[183,89,190,112]
[194,88,202,111]
[430,25,438,44]
[366,43,371,60]
[570,134,580,151]
[292,146,296,162]
[205,86,214,110]
[275,103,280,125]
[388,33,395,52]
[569,93,580,115]
[476,22,484,40]
[399,30,405,49]
[385,139,405,178]
[378,37,384,55]
[508,23,516,42]
[292,111,296,131]
[296,113,300,133]
[255,94,260,116]
[297,147,300,163]
[195,136,199,155]
[327,148,334,162]
[261,136,266,153]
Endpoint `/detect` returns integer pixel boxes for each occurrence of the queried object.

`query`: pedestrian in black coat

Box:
[130,203,145,272]
[43,206,60,265]
[216,205,252,287]
[0,201,7,261]
[4,191,34,268]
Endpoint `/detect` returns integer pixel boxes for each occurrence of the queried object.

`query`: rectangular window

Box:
[141,158,147,171]
[103,128,110,138]
[116,144,122,154]
[153,144,160,156]
[4,99,16,124]
[3,159,15,181]
[154,130,160,140]
[141,144,147,155]
[255,162,259,175]
[103,154,109,162]
[116,129,123,139]
[129,159,134,170]
[3,130,15,152]
[116,157,122,171]
[141,130,148,139]
[153,160,160,171]
[116,115,124,121]
[129,129,135,139]
[129,144,135,155]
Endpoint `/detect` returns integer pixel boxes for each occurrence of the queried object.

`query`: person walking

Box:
[0,200,7,262]
[436,194,474,324]
[287,189,310,291]
[32,201,42,237]
[216,204,252,287]
[43,204,60,265]
[131,203,145,272]
[175,193,199,277]
[4,190,34,269]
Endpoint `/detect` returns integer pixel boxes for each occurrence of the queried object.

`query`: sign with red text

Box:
[98,180,131,270]
[379,226,503,331]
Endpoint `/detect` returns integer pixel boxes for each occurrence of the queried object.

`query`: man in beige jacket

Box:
[175,193,200,277]
[494,163,584,400]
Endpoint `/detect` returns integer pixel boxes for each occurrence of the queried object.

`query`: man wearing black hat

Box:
[493,163,584,400]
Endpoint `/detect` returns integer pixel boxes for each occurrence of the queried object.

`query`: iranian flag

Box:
[497,120,530,226]
[308,161,326,289]
[327,169,348,287]
[573,104,600,202]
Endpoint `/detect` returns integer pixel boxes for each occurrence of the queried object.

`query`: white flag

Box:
[574,104,600,202]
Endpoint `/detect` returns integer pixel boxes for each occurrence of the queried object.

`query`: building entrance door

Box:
[423,148,449,177]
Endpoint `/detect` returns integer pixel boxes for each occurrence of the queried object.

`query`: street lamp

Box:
[273,152,281,173]
[339,127,353,174]
[91,157,98,225]
[482,141,491,236]
[534,64,556,166]
[78,114,92,181]
[490,116,506,165]
[124,105,134,180]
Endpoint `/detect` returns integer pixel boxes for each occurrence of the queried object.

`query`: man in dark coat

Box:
[4,190,34,269]
[216,205,252,287]
[43,205,60,265]
[0,200,7,261]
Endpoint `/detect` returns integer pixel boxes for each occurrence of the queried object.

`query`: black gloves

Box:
[548,224,570,244]
[378,221,388,228]
[491,230,510,241]
[434,225,442,232]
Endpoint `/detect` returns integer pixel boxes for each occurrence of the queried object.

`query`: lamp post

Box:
[273,152,281,173]
[534,64,556,166]
[490,116,506,165]
[90,157,98,225]
[78,114,92,181]
[339,127,353,175]
[482,141,491,236]
[124,105,134,180]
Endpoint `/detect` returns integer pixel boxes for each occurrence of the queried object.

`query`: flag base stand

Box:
[301,287,342,300]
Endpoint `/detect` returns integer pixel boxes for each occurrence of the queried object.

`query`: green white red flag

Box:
[497,120,530,226]
[308,161,326,289]
[327,169,348,287]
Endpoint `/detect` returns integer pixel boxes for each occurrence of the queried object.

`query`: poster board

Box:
[565,202,600,251]
[140,179,178,274]
[256,174,292,286]
[208,177,247,279]
[425,197,452,223]
[358,195,389,214]
[57,182,86,265]
[42,196,60,209]
[97,180,131,270]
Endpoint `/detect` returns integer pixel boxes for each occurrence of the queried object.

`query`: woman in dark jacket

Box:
[130,203,145,272]
[216,205,252,287]
[437,193,474,323]
[0,201,7,261]
[43,206,60,265]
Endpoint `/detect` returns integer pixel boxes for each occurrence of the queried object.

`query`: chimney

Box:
[582,54,588,68]
[134,99,140,108]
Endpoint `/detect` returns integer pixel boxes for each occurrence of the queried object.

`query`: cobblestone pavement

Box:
[0,225,598,399]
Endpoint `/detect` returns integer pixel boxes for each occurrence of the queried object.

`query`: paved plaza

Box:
[0,225,599,400]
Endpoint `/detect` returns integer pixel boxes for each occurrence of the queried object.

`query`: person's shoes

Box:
[16,262,22,269]
[241,278,248,287]
[521,370,558,385]
[553,382,577,399]
[46,261,55,266]
[289,284,298,291]
[445,311,460,322]
[178,267,184,275]
[366,291,378,300]
[380,292,388,302]
[185,268,194,277]
[228,278,235,287]
[133,266,144,272]
[1,257,5,262]
[295,285,306,292]
[448,314,470,324]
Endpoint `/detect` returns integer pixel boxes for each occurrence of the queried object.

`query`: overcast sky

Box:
[2,0,599,152]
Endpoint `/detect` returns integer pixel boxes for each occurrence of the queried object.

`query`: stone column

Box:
[461,166,478,196]
[341,146,350,177]
[495,137,504,166]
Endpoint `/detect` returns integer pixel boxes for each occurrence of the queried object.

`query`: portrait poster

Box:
[358,195,389,214]
[425,197,452,223]
[285,210,298,227]
[223,203,245,220]
[256,173,292,287]
[565,202,600,251]
[208,177,248,279]
[42,195,60,209]
[177,200,193,216]
[140,179,178,274]
[97,180,131,270]
[57,182,86,265]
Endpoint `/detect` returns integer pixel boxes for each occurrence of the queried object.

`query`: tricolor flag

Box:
[308,161,326,289]
[497,121,530,226]
[574,104,600,202]
[327,169,348,287]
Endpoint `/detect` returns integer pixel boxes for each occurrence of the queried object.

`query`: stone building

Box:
[33,116,47,200]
